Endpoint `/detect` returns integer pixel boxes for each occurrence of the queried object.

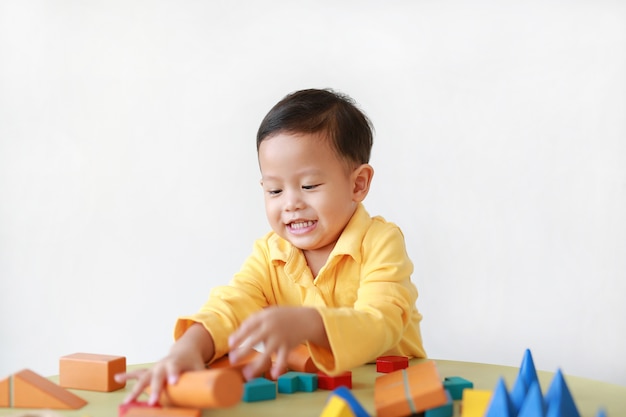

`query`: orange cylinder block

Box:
[286,344,319,373]
[158,368,243,409]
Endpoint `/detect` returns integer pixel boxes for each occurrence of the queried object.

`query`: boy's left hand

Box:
[228,306,328,380]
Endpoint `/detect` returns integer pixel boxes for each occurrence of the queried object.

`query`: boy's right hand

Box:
[114,323,216,405]
[114,348,206,405]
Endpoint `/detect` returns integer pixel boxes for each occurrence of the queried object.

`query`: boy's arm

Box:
[309,223,422,374]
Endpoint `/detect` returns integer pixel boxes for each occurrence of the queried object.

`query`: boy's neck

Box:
[303,247,334,278]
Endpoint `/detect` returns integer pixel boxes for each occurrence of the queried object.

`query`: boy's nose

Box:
[284,190,305,211]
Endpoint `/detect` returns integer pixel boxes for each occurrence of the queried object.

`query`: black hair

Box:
[256,89,374,166]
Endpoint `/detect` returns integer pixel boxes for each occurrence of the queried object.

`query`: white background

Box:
[1,1,625,387]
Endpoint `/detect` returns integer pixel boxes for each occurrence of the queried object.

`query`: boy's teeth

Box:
[291,220,314,229]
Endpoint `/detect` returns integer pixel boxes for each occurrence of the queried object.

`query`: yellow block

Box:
[461,389,492,417]
[320,395,357,417]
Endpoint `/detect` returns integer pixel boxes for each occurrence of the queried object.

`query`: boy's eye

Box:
[267,189,282,196]
[302,184,320,190]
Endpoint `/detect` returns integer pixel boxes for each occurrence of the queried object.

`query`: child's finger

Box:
[271,346,289,379]
[122,370,152,404]
[242,351,272,380]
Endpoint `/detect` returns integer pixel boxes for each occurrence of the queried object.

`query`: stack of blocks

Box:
[374,360,450,417]
[461,349,608,417]
[0,352,126,410]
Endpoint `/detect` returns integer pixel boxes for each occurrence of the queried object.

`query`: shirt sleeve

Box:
[308,221,420,374]
[173,238,272,362]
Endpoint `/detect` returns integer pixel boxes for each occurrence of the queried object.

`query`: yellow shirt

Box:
[174,204,426,375]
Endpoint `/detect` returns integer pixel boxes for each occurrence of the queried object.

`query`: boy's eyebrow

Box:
[261,169,325,181]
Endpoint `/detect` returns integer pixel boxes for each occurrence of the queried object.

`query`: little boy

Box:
[118,88,426,405]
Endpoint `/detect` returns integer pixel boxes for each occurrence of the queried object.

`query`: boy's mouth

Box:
[289,220,315,229]
[287,220,316,231]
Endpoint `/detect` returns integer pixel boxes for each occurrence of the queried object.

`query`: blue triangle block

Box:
[519,349,540,390]
[510,372,528,413]
[518,381,547,417]
[332,386,371,417]
[545,369,580,417]
[485,377,516,417]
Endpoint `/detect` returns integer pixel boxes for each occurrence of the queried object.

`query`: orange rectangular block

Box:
[374,360,448,417]
[13,369,87,409]
[59,352,126,392]
[0,376,9,407]
[125,407,201,417]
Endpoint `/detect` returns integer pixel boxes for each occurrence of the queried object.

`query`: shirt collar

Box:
[267,203,370,265]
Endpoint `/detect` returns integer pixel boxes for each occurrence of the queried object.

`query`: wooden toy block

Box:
[517,349,540,391]
[60,352,126,392]
[119,400,161,417]
[425,390,453,417]
[320,395,357,417]
[242,377,276,402]
[277,372,318,393]
[374,360,448,417]
[0,376,9,407]
[376,356,409,373]
[517,382,546,417]
[545,369,580,417]
[318,371,352,390]
[155,368,243,408]
[12,369,87,409]
[295,372,317,392]
[277,372,300,393]
[510,372,528,412]
[332,386,371,417]
[124,407,201,417]
[460,389,492,417]
[286,344,319,373]
[443,376,473,400]
[484,378,515,417]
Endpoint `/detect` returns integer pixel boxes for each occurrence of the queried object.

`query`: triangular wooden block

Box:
[518,349,539,392]
[485,378,515,417]
[545,369,580,417]
[510,372,527,413]
[0,376,9,407]
[518,382,546,417]
[320,395,357,417]
[13,369,87,409]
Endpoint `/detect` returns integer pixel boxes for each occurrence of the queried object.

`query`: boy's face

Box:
[258,132,362,259]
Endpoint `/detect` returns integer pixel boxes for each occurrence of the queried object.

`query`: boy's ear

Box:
[351,164,374,202]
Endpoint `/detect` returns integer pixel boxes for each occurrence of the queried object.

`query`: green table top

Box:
[1,359,624,417]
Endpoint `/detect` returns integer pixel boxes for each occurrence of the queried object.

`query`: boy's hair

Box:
[256,89,374,166]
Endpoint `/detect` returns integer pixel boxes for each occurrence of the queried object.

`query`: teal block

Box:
[277,373,300,394]
[443,376,473,400]
[294,372,317,392]
[277,371,318,394]
[425,390,453,417]
[243,377,276,402]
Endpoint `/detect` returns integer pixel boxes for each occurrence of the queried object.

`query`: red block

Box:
[376,356,409,373]
[119,400,161,417]
[317,371,352,390]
